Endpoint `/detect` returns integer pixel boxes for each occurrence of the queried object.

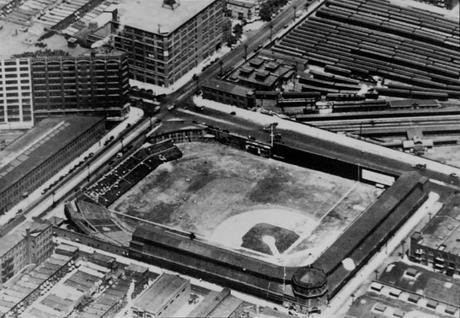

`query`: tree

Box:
[222,18,233,46]
[233,23,243,40]
[259,2,273,21]
[227,35,237,47]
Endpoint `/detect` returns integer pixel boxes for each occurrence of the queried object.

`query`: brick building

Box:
[0,221,54,284]
[409,193,460,276]
[201,78,256,108]
[226,0,259,20]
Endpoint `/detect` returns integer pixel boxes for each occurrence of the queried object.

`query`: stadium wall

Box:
[53,227,129,257]
[127,172,428,308]
[273,142,398,186]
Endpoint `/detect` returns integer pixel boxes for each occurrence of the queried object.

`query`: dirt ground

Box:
[112,142,381,254]
[423,145,460,168]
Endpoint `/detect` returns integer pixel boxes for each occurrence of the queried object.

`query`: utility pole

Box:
[270,122,278,147]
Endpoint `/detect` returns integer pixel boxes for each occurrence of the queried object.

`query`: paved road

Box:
[173,97,460,188]
[0,107,146,226]
[163,0,323,105]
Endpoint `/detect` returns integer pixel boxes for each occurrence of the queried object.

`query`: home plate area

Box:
[209,208,318,265]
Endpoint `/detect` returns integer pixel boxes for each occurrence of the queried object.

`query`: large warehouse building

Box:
[0,116,105,214]
[112,0,225,86]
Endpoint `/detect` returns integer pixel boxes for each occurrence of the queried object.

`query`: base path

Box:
[209,208,318,266]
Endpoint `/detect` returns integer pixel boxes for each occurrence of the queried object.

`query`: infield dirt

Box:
[111,142,381,265]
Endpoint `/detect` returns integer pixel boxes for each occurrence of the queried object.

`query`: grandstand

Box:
[269,0,460,98]
[64,200,131,245]
[129,172,428,313]
[83,139,182,207]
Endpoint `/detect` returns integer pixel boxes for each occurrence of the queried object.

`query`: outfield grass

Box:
[111,142,381,265]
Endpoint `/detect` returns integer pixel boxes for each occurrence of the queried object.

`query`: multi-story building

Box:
[201,78,256,108]
[409,193,460,276]
[226,0,258,20]
[0,220,54,284]
[0,53,129,128]
[0,116,105,214]
[31,53,130,120]
[0,58,34,129]
[113,0,225,86]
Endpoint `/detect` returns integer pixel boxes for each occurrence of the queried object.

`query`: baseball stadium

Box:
[65,123,428,314]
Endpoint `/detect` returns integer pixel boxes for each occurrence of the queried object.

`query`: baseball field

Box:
[111,142,382,266]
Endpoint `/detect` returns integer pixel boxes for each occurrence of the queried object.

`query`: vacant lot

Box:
[423,145,460,168]
[112,142,381,265]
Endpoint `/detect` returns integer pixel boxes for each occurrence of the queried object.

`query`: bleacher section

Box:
[84,139,182,207]
[272,0,460,98]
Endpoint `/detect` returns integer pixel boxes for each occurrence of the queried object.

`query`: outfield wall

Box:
[273,142,398,187]
[62,128,427,312]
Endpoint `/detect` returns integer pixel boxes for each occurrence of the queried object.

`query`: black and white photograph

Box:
[0,0,459,316]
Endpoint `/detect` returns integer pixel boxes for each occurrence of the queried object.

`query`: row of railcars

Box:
[272,0,460,98]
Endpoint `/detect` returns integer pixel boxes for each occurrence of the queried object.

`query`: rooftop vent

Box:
[163,0,180,10]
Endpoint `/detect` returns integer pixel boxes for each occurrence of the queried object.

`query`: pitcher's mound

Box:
[209,208,318,260]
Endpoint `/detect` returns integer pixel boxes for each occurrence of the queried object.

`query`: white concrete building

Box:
[0,58,34,129]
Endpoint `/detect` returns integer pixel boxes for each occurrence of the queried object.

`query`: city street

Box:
[164,0,326,104]
[0,107,145,225]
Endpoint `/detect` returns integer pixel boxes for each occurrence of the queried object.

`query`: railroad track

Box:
[305,115,460,134]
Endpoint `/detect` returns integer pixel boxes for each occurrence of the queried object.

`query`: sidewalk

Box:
[195,96,460,177]
[0,107,144,226]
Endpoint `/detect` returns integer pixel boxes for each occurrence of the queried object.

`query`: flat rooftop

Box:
[202,78,252,98]
[133,273,188,313]
[0,220,49,256]
[378,262,460,308]
[416,193,460,256]
[345,293,455,318]
[0,116,103,194]
[117,0,216,35]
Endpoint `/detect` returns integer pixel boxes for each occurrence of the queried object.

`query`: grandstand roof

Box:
[292,266,327,290]
[132,223,293,280]
[0,116,104,194]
